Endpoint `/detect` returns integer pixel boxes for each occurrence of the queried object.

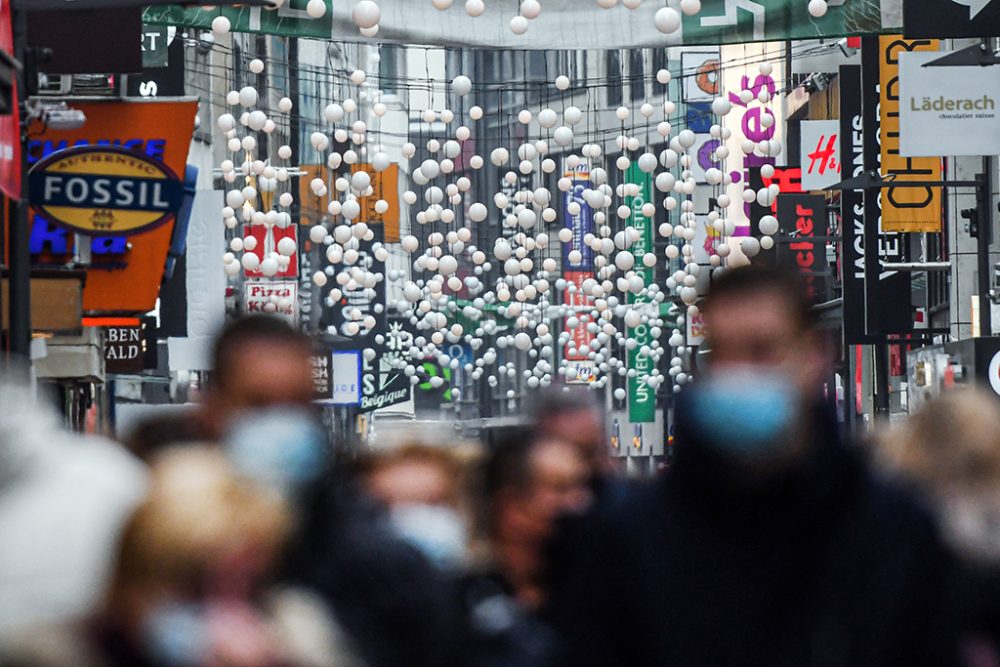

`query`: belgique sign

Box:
[28,146,183,237]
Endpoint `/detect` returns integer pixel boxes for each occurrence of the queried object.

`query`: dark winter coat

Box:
[550,403,961,667]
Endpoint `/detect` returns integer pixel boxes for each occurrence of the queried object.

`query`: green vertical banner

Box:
[626,164,655,424]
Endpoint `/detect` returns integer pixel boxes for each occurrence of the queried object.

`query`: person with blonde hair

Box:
[2,447,364,667]
[882,389,1000,665]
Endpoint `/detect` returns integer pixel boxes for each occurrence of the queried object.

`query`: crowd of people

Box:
[1,264,999,666]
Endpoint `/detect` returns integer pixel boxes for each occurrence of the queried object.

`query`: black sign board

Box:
[28,8,142,75]
[321,230,387,351]
[105,325,144,374]
[839,65,870,345]
[127,27,185,98]
[904,0,1000,39]
[358,318,414,413]
[776,193,828,303]
[310,351,333,402]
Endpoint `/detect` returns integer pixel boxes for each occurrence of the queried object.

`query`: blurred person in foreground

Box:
[457,434,592,667]
[126,315,317,461]
[551,264,960,666]
[359,443,473,570]
[0,376,147,634]
[882,390,1000,665]
[531,386,620,503]
[2,447,363,667]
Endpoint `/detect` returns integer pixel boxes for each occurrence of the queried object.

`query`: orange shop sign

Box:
[25,99,197,314]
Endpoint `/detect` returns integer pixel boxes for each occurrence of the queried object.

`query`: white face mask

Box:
[222,406,327,496]
[389,504,469,570]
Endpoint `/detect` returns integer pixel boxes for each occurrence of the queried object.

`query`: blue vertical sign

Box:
[562,159,594,272]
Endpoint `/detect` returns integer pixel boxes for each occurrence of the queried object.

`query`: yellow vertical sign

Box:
[351,163,401,243]
[879,35,942,233]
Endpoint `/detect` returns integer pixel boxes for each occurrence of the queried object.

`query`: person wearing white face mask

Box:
[551,264,963,667]
[360,444,473,570]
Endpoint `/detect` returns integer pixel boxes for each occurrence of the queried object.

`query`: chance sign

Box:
[28,146,183,236]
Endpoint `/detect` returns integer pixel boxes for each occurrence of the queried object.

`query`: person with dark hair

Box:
[126,315,317,462]
[550,264,961,667]
[457,432,591,667]
[530,387,612,497]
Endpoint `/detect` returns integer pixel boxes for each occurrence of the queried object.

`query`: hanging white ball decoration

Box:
[808,0,828,17]
[306,0,327,18]
[654,6,681,33]
[465,0,486,16]
[212,15,232,34]
[352,0,380,27]
[679,0,701,15]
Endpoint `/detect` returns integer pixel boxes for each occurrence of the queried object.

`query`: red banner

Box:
[0,1,21,199]
[563,270,595,362]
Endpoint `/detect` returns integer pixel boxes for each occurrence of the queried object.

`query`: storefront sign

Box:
[625,164,655,424]
[687,311,706,346]
[776,194,827,301]
[721,42,785,234]
[244,280,298,325]
[862,38,913,335]
[243,224,299,279]
[563,157,595,362]
[681,49,720,102]
[840,65,871,345]
[899,50,1000,157]
[352,163,401,242]
[332,351,363,406]
[310,351,333,402]
[878,36,942,233]
[800,120,841,191]
[26,99,198,314]
[29,146,184,236]
[904,0,1000,38]
[104,325,145,374]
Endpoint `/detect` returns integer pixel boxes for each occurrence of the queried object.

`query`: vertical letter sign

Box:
[626,164,655,424]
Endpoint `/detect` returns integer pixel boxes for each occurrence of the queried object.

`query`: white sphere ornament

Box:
[306,0,327,18]
[760,235,775,251]
[510,15,529,34]
[554,126,574,146]
[249,59,265,74]
[452,75,472,96]
[679,0,701,13]
[466,0,486,16]
[211,15,231,34]
[352,0,380,28]
[808,0,828,17]
[654,6,681,33]
[555,75,571,90]
[759,215,780,236]
[432,0,453,7]
[622,0,640,8]
[564,106,583,125]
[238,86,258,108]
[521,0,541,18]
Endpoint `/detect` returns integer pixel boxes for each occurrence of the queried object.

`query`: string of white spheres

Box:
[215,58,784,396]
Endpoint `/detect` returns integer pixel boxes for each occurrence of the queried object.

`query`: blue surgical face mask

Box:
[223,406,327,496]
[686,366,799,457]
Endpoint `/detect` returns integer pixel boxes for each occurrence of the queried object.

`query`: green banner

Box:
[144,0,899,46]
[680,0,894,46]
[143,0,333,39]
[625,164,655,425]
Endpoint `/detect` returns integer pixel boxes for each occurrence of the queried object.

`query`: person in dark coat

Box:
[550,264,960,667]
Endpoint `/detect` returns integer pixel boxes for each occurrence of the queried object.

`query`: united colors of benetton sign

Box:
[28,146,184,236]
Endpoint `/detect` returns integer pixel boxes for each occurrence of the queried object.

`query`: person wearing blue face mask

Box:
[551,264,962,667]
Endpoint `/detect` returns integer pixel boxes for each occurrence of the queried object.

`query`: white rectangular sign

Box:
[244,280,298,325]
[899,50,1000,157]
[800,120,842,190]
[331,351,362,405]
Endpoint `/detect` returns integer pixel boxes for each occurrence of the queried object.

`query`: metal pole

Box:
[978,167,995,337]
